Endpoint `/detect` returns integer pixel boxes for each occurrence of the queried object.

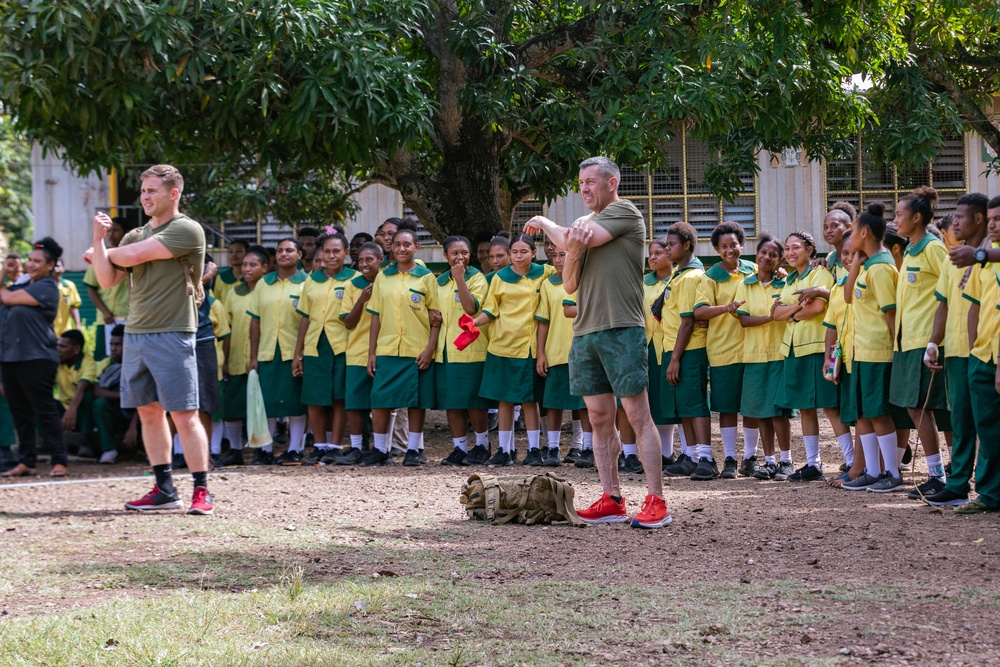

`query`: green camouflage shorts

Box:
[569,326,648,398]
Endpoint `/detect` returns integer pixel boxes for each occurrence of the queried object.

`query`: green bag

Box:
[459,472,586,527]
[246,369,270,448]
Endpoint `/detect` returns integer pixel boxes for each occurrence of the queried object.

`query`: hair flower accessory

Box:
[324,225,336,236]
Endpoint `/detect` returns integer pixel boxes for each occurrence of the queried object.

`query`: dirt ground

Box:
[2,412,999,666]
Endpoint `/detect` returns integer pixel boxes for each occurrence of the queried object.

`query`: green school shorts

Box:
[660,348,710,419]
[568,326,648,398]
[709,363,744,414]
[849,361,892,419]
[647,343,679,425]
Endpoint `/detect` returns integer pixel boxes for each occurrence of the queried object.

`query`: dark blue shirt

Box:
[0,276,59,363]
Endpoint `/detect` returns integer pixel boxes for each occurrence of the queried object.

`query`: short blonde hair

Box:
[140,164,184,194]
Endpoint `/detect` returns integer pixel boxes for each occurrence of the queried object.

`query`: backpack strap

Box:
[177,254,205,305]
[543,472,586,527]
[473,473,501,522]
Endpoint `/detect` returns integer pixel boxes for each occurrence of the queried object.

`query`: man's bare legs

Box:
[619,391,663,498]
[583,393,622,497]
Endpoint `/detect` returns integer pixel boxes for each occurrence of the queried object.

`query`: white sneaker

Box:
[98,449,118,464]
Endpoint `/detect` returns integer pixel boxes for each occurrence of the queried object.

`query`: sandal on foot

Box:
[826,471,850,488]
[954,499,994,515]
[1,463,38,478]
[49,464,68,478]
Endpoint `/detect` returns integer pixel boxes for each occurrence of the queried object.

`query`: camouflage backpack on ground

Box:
[459,472,586,527]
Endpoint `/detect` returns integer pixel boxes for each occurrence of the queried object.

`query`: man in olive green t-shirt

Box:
[84,164,213,516]
[524,156,669,529]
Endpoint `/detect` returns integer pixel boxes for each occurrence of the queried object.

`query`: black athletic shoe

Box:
[273,421,289,445]
[661,455,676,472]
[564,448,582,464]
[302,449,329,465]
[403,449,423,466]
[924,487,968,507]
[276,450,303,466]
[739,456,757,478]
[486,450,513,467]
[689,457,720,481]
[388,446,406,460]
[464,445,490,466]
[787,463,823,482]
[753,461,777,480]
[617,452,626,471]
[418,449,427,464]
[543,448,561,467]
[622,454,644,473]
[574,449,595,468]
[216,449,244,467]
[773,460,794,481]
[360,449,389,467]
[251,449,274,466]
[907,477,945,500]
[332,447,362,465]
[487,412,499,431]
[171,453,188,470]
[441,447,467,466]
[664,453,697,477]
[524,448,544,466]
[720,456,739,479]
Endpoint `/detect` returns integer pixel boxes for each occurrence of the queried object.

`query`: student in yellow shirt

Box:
[639,237,678,472]
[694,221,757,479]
[821,202,856,282]
[365,228,441,467]
[248,238,308,465]
[839,204,904,493]
[484,236,511,284]
[55,329,99,446]
[330,242,383,465]
[736,234,793,480]
[214,240,247,306]
[953,195,1000,513]
[435,236,492,466]
[659,223,713,480]
[771,231,837,482]
[923,194,989,506]
[890,186,950,497]
[217,245,269,467]
[473,233,547,468]
[52,259,81,336]
[292,232,358,465]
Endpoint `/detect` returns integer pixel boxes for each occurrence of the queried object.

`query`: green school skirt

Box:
[542,363,586,411]
[211,379,225,421]
[837,370,857,426]
[301,332,335,407]
[776,349,838,411]
[741,361,792,419]
[435,356,492,411]
[709,363,744,414]
[345,364,373,411]
[647,343,679,425]
[660,348,710,419]
[480,353,544,404]
[222,373,248,421]
[849,361,892,419]
[258,358,305,417]
[889,348,949,411]
[370,356,434,409]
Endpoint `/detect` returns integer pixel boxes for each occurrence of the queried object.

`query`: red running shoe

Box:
[188,486,214,515]
[124,485,181,511]
[576,493,629,524]
[630,494,672,529]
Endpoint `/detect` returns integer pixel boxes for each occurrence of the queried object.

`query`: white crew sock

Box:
[407,432,421,451]
[878,432,899,477]
[210,420,224,456]
[287,415,308,452]
[658,424,675,458]
[499,430,514,453]
[223,421,244,450]
[696,444,713,461]
[582,432,594,451]
[547,431,561,448]
[350,434,363,449]
[926,453,946,480]
[453,436,468,453]
[622,443,637,457]
[779,449,792,464]
[837,432,854,466]
[172,433,182,455]
[572,420,583,448]
[743,428,760,460]
[475,431,489,448]
[373,433,388,454]
[804,435,821,467]
[860,432,881,475]
[527,429,540,450]
[764,455,776,464]
[721,426,738,460]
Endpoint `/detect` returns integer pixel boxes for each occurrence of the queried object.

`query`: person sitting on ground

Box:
[55,329,100,455]
[91,324,139,464]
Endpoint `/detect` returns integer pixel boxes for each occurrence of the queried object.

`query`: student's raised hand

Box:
[367,354,377,378]
[812,257,830,269]
[666,358,681,385]
[536,354,548,377]
[451,258,466,281]
[360,284,374,303]
[416,348,433,371]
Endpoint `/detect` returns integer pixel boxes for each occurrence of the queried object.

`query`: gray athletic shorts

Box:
[121,332,200,412]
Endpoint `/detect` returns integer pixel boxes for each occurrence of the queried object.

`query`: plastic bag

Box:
[246,369,270,448]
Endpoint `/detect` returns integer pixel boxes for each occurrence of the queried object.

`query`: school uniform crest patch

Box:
[855,288,862,299]
[411,294,421,303]
[907,273,916,283]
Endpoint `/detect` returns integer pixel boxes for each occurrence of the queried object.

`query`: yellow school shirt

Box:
[826,249,847,283]
[934,259,973,359]
[340,275,375,366]
[247,270,308,363]
[435,267,489,364]
[296,268,359,357]
[895,235,947,352]
[822,278,855,373]
[214,267,241,306]
[481,263,547,359]
[777,265,834,358]
[850,252,897,363]
[366,263,439,358]
[643,273,670,363]
[735,274,787,364]
[695,259,756,367]
[83,266,130,319]
[56,353,100,409]
[225,284,255,376]
[536,274,576,367]
[661,260,707,352]
[962,255,1000,365]
[54,278,82,336]
[209,296,231,381]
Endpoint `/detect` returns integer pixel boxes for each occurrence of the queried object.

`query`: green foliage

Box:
[0,115,32,254]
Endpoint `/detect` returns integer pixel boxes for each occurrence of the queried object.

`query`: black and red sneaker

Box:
[124,485,181,511]
[187,486,214,515]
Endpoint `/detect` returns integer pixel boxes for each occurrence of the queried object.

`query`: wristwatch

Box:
[974,247,989,267]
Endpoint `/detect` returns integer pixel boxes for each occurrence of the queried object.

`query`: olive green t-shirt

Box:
[120,214,206,334]
[573,199,647,336]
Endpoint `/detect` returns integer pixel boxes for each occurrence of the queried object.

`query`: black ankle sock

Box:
[153,464,177,497]
[610,495,623,504]
[192,470,208,489]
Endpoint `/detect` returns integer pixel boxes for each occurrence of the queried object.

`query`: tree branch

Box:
[917,50,1000,157]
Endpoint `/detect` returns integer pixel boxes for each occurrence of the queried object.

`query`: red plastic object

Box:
[453,314,481,351]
